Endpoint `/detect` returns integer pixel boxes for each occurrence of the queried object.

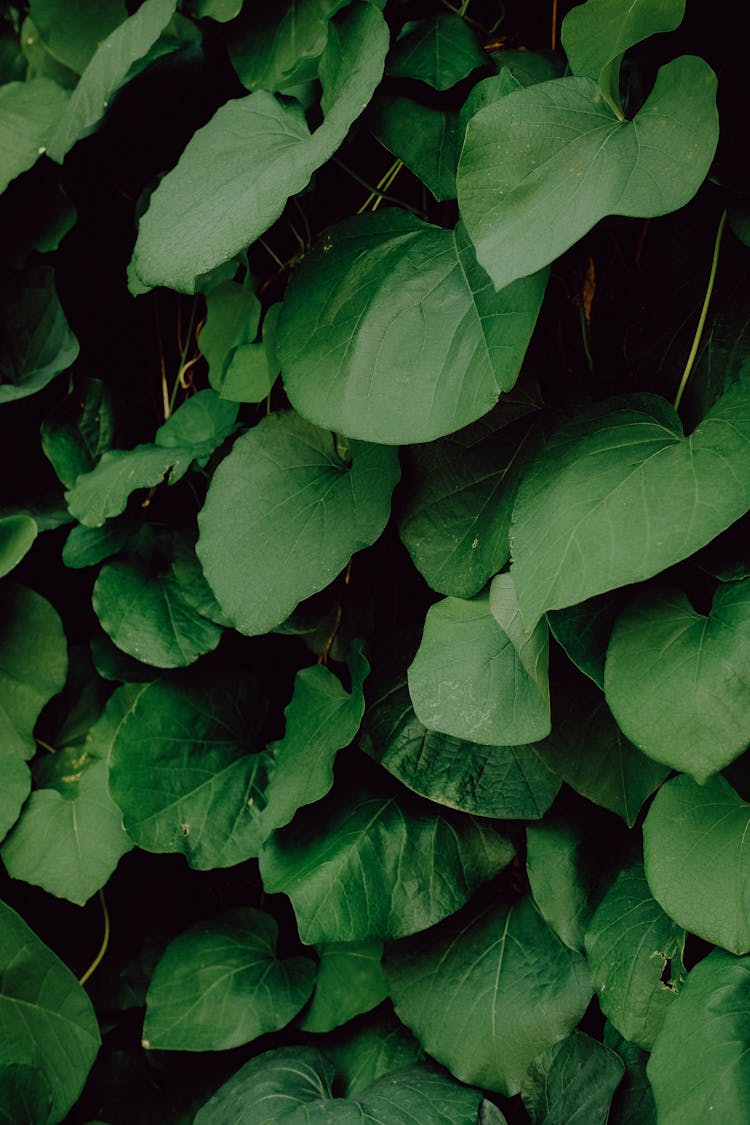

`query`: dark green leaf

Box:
[299,942,387,1033]
[278,212,547,444]
[387,13,486,90]
[41,377,115,489]
[0,266,79,404]
[585,864,684,1050]
[0,79,68,194]
[197,411,399,636]
[0,515,37,578]
[321,1007,423,1097]
[143,908,316,1051]
[62,520,134,570]
[28,0,127,74]
[228,0,348,92]
[526,822,591,951]
[604,581,750,782]
[603,1025,657,1125]
[547,593,620,689]
[520,1031,624,1125]
[109,673,272,869]
[643,773,750,954]
[194,1046,335,1124]
[384,896,592,1095]
[65,445,192,527]
[0,900,100,1124]
[154,388,238,462]
[648,950,750,1125]
[259,779,514,942]
[370,97,459,201]
[0,1064,51,1125]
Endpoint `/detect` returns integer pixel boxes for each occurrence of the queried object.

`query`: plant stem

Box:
[79,890,110,987]
[673,209,728,411]
[259,238,285,269]
[166,297,198,417]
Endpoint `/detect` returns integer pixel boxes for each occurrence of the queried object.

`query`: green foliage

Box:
[0,0,747,1118]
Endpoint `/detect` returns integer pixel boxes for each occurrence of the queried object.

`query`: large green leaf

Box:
[457,57,717,292]
[384,896,592,1095]
[0,515,37,578]
[299,942,387,1033]
[643,773,750,954]
[370,97,459,202]
[278,211,547,445]
[585,864,684,1050]
[360,640,561,819]
[0,79,68,194]
[648,950,750,1125]
[40,377,115,489]
[260,643,368,837]
[197,411,399,636]
[510,379,750,628]
[520,1031,624,1125]
[533,671,668,825]
[194,1047,335,1124]
[130,2,389,292]
[0,756,31,847]
[259,779,514,943]
[397,402,541,598]
[407,576,550,745]
[45,0,178,162]
[0,900,100,1124]
[0,266,78,404]
[228,0,348,92]
[143,908,315,1051]
[109,673,272,869]
[1,755,132,906]
[0,1063,51,1125]
[28,0,127,74]
[386,13,486,90]
[604,582,750,782]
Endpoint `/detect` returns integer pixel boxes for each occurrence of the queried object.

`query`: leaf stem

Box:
[673,209,728,412]
[78,890,110,987]
[166,297,198,417]
[259,238,285,269]
[36,739,57,754]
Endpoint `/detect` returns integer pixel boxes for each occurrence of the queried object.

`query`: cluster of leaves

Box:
[1,0,750,1121]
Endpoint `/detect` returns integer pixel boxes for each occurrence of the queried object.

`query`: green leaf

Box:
[0,1064,51,1125]
[520,1031,624,1125]
[321,1008,423,1097]
[65,444,192,527]
[648,950,750,1125]
[370,97,459,202]
[194,1046,335,1124]
[526,822,591,952]
[0,899,100,1124]
[197,411,400,635]
[0,515,37,578]
[0,756,32,847]
[0,266,79,404]
[457,56,718,292]
[0,162,77,270]
[1,756,132,906]
[398,404,541,598]
[131,2,389,292]
[407,576,550,745]
[154,389,238,462]
[28,0,127,74]
[199,277,261,391]
[109,673,272,869]
[604,581,750,782]
[510,379,750,627]
[643,773,750,954]
[562,0,685,94]
[303,1065,483,1122]
[585,863,685,1050]
[387,13,486,90]
[228,0,348,93]
[260,643,368,837]
[384,896,592,1095]
[0,79,68,194]
[299,942,387,1033]
[93,552,222,669]
[547,593,620,689]
[41,377,116,489]
[45,0,179,162]
[361,638,561,819]
[62,520,134,569]
[0,583,68,762]
[533,671,668,826]
[603,1025,657,1125]
[259,778,514,943]
[143,907,316,1051]
[278,211,547,444]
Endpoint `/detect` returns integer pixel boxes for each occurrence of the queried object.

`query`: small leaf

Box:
[407,577,550,745]
[547,592,620,689]
[321,1008,423,1097]
[585,863,685,1050]
[458,57,718,292]
[387,13,486,90]
[278,212,547,445]
[199,276,261,391]
[65,444,192,527]
[41,376,116,488]
[384,896,592,1095]
[154,388,238,462]
[228,0,347,92]
[604,581,750,782]
[526,822,591,952]
[603,1025,657,1125]
[0,514,37,578]
[370,97,459,201]
[259,778,514,943]
[520,1031,624,1125]
[110,673,271,869]
[28,0,127,74]
[299,942,387,1033]
[197,411,400,636]
[193,1046,335,1124]
[62,520,134,570]
[510,379,750,627]
[0,79,68,194]
[562,0,685,86]
[0,266,78,404]
[0,900,100,1124]
[143,907,316,1051]
[643,773,750,954]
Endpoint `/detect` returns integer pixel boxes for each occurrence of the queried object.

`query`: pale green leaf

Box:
[0,79,68,194]
[562,0,685,85]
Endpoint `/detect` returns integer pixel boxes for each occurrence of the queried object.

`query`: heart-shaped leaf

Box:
[278,211,547,444]
[605,582,750,782]
[298,942,387,1033]
[386,13,485,90]
[193,1047,335,1124]
[520,1031,625,1125]
[370,97,459,202]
